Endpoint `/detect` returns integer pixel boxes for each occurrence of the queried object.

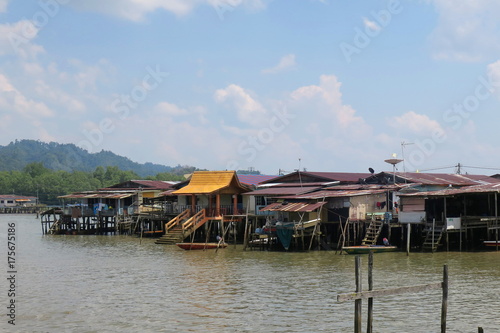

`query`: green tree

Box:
[23,162,49,178]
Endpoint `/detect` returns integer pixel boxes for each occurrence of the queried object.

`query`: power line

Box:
[460,165,500,171]
[416,165,456,172]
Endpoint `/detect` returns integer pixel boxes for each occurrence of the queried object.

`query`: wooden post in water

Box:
[432,218,436,253]
[367,251,374,333]
[406,223,411,256]
[441,264,448,333]
[478,327,484,333]
[338,261,448,333]
[354,256,362,333]
[495,192,498,252]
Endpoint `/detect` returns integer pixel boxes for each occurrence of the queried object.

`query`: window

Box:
[255,196,266,206]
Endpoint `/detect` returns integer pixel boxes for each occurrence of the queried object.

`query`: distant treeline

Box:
[0,162,186,205]
[0,139,197,177]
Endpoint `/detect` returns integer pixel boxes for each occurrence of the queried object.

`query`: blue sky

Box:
[2,0,500,175]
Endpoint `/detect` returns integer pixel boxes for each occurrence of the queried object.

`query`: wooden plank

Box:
[337,282,443,302]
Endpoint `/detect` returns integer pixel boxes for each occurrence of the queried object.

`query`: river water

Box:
[0,214,499,332]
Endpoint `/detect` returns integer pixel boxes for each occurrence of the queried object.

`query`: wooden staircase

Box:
[361,219,384,245]
[155,209,191,245]
[155,209,210,245]
[48,219,61,234]
[422,221,445,252]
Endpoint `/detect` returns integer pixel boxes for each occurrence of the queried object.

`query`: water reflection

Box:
[3,215,499,332]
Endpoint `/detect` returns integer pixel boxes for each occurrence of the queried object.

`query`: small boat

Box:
[342,245,398,254]
[483,240,500,247]
[176,242,227,250]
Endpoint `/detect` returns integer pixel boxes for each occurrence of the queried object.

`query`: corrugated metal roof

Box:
[58,191,135,199]
[237,174,278,186]
[261,182,337,187]
[243,186,321,196]
[289,189,387,199]
[131,180,176,189]
[0,195,37,200]
[324,184,401,190]
[102,180,174,191]
[158,189,177,197]
[261,171,372,184]
[305,172,372,182]
[173,171,249,195]
[260,201,326,212]
[399,183,500,197]
[391,172,500,186]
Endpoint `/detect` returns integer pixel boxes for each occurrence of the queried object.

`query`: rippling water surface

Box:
[1,215,499,332]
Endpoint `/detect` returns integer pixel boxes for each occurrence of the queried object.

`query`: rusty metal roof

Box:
[288,189,387,199]
[259,201,326,212]
[58,191,135,199]
[237,174,278,186]
[0,195,37,200]
[261,182,337,187]
[243,186,321,196]
[102,180,175,191]
[324,184,401,190]
[157,189,177,197]
[305,172,372,182]
[399,183,500,197]
[260,171,372,184]
[390,172,500,186]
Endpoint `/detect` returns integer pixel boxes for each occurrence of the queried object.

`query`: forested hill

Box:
[0,140,193,177]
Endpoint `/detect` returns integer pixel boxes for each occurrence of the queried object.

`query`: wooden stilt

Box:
[354,256,362,333]
[441,265,448,333]
[367,251,373,333]
[406,223,411,256]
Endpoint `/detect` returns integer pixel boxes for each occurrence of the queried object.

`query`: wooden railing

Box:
[164,209,191,233]
[182,209,207,233]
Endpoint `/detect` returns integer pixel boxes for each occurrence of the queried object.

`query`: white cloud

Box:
[487,59,500,98]
[154,102,189,116]
[284,74,387,171]
[429,0,500,61]
[214,84,268,126]
[68,0,268,21]
[0,0,8,12]
[390,111,445,136]
[33,80,86,114]
[0,74,54,119]
[67,58,115,92]
[262,54,297,74]
[67,1,194,21]
[0,73,57,144]
[0,20,43,59]
[363,17,380,32]
[290,74,368,131]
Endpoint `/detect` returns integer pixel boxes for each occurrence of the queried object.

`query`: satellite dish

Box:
[368,167,375,174]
